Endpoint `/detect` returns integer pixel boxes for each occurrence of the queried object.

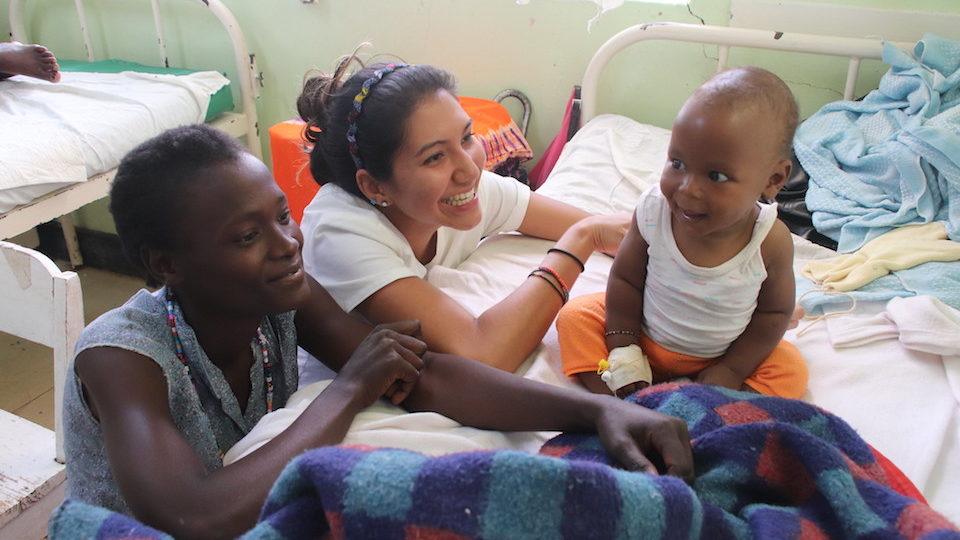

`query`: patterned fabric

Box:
[49,384,959,539]
[459,96,533,173]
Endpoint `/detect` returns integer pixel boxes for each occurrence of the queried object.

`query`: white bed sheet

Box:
[0,70,228,213]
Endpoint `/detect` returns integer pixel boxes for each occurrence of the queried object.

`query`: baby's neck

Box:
[671,207,759,268]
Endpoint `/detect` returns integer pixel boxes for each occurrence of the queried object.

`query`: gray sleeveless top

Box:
[63,287,299,515]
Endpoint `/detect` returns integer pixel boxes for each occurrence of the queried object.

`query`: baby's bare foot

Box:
[0,42,61,82]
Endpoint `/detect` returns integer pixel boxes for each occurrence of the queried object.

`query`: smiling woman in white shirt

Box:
[295,56,627,379]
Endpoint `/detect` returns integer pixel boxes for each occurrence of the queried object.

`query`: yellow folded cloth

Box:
[802,222,960,291]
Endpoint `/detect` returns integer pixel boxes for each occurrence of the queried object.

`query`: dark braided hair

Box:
[296,55,456,198]
[109,124,245,285]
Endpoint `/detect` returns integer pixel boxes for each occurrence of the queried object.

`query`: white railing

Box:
[580,21,913,126]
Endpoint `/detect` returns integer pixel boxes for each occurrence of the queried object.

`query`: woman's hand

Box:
[335,320,426,406]
[581,213,631,257]
[594,398,694,482]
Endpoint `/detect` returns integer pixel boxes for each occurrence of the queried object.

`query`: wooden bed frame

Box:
[0,1,259,535]
[1,0,261,267]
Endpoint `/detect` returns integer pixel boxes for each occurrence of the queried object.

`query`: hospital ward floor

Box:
[0,266,142,430]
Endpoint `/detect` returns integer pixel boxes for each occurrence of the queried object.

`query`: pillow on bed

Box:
[59,59,235,122]
[536,114,670,216]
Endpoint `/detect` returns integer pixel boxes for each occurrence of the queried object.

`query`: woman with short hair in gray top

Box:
[63,124,693,539]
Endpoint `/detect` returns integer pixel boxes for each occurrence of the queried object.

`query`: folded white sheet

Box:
[0,70,228,212]
[826,296,960,354]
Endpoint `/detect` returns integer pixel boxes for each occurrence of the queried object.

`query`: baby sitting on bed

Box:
[557,66,808,399]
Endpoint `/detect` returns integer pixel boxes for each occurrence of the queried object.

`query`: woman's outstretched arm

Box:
[406,352,693,479]
[355,195,628,372]
[299,275,694,480]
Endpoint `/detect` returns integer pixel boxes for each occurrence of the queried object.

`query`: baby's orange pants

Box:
[556,292,808,399]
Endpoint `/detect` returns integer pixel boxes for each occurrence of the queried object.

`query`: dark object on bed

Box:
[777,154,838,251]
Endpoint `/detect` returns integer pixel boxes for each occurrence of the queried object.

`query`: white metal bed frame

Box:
[578,21,913,128]
[1,0,261,267]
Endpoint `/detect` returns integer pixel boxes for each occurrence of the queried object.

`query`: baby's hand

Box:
[696,363,745,391]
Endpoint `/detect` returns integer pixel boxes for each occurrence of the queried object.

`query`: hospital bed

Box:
[0,0,259,535]
[0,0,261,267]
[507,22,959,522]
[228,21,960,529]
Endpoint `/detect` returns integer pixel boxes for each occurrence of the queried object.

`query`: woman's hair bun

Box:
[298,49,368,144]
[297,72,337,144]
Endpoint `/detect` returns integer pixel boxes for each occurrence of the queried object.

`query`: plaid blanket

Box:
[49,384,959,539]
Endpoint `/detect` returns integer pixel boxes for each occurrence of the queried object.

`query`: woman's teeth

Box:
[442,189,476,207]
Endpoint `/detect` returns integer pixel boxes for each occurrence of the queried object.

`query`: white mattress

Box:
[0,70,229,213]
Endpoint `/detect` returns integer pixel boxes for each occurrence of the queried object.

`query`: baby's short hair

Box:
[692,66,799,159]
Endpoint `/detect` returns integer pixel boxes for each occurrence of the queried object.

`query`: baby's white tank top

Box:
[636,185,778,358]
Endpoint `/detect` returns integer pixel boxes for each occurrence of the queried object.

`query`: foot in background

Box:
[0,41,61,82]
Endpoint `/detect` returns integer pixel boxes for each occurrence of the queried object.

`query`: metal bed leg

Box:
[59,215,84,268]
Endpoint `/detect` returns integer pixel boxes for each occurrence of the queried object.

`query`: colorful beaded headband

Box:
[346,63,409,169]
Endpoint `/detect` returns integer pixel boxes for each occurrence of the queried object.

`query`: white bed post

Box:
[50,261,84,464]
[201,0,262,158]
[150,0,171,68]
[844,57,862,101]
[7,0,26,41]
[73,0,95,61]
[717,45,730,72]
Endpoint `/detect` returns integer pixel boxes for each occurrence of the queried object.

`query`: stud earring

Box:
[369,198,390,207]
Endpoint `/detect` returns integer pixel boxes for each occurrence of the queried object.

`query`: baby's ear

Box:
[762,158,792,201]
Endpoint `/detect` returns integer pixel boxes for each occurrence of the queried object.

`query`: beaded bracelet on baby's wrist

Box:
[604,329,641,339]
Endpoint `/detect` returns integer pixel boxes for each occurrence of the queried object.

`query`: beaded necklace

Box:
[164,289,274,413]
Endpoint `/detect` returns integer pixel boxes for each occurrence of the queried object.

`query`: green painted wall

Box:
[4,0,958,232]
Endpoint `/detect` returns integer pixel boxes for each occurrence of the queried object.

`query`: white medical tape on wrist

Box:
[599,344,652,393]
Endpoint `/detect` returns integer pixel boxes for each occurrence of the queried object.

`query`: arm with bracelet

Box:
[360,192,628,373]
[578,213,653,397]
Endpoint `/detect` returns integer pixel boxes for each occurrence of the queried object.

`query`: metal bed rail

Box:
[580,21,913,127]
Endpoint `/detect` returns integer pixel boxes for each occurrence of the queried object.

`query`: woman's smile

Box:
[441,187,477,207]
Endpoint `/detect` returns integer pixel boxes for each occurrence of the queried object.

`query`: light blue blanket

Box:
[794,33,960,253]
[796,261,960,314]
